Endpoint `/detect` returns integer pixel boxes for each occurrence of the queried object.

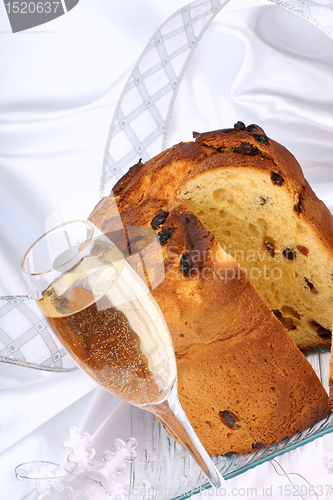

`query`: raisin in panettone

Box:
[106,123,333,352]
[89,197,330,456]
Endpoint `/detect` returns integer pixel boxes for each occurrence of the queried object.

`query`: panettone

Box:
[89,197,330,456]
[108,123,333,352]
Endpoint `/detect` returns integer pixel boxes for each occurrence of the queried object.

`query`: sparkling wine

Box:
[23,220,224,488]
[38,244,177,406]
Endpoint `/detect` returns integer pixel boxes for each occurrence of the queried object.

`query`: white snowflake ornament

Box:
[324,452,333,473]
[16,426,137,499]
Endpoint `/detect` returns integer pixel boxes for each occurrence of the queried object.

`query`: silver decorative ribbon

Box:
[0,295,77,372]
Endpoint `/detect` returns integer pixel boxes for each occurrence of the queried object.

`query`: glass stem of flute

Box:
[145,384,225,489]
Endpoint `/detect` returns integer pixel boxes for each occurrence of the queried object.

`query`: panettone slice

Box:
[89,198,330,456]
[109,123,333,352]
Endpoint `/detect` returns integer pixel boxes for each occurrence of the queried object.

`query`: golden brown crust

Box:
[112,142,215,211]
[89,197,330,456]
[110,124,333,255]
[178,323,330,456]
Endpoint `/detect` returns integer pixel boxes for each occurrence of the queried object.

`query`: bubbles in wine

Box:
[38,244,176,406]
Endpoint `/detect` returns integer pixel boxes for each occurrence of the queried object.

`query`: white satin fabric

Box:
[1,0,333,498]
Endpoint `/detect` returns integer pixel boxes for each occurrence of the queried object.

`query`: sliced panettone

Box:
[89,198,330,456]
[109,123,333,351]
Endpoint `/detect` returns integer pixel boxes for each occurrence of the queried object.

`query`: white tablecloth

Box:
[1,0,333,498]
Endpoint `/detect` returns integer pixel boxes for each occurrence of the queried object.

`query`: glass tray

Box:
[128,349,333,500]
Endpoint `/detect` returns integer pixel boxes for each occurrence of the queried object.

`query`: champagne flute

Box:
[21,219,225,489]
